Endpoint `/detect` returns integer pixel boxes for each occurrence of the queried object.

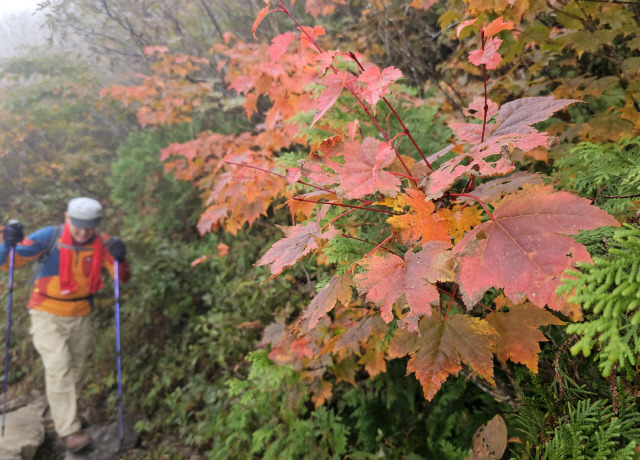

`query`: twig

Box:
[554,334,578,399]
[602,192,640,199]
[292,197,401,215]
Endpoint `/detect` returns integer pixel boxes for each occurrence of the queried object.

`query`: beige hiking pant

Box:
[29,310,92,437]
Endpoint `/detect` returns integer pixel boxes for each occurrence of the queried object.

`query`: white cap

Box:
[67,197,102,229]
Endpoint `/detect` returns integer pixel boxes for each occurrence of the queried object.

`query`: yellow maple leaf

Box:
[438,204,483,243]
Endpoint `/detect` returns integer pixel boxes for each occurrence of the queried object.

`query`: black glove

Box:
[108,237,126,262]
[3,220,24,247]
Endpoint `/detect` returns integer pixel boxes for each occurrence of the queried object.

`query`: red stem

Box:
[346,234,393,275]
[292,197,401,215]
[321,200,373,231]
[444,284,459,320]
[348,51,432,170]
[340,233,392,251]
[389,171,418,181]
[364,235,393,258]
[449,193,495,221]
[225,161,334,194]
[480,31,489,145]
[435,285,494,313]
[467,30,488,193]
[277,1,416,183]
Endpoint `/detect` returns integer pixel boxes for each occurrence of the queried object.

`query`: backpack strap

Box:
[28,225,62,288]
[40,225,62,263]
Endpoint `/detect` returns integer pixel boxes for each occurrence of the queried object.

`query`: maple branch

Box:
[292,197,401,215]
[277,1,416,183]
[348,51,433,170]
[350,93,416,182]
[364,235,394,258]
[444,285,459,320]
[448,193,495,221]
[480,30,489,145]
[340,233,393,251]
[321,200,373,231]
[346,234,394,276]
[224,160,337,194]
[467,29,488,193]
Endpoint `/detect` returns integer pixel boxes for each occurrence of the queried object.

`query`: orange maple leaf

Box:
[386,189,450,244]
[388,311,497,400]
[358,345,387,378]
[486,298,564,373]
[319,314,387,356]
[386,190,481,244]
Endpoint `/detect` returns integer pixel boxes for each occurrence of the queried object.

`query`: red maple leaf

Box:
[464,96,499,121]
[468,37,503,70]
[491,97,580,139]
[336,138,401,199]
[354,241,454,323]
[453,186,620,311]
[357,65,403,107]
[256,221,340,280]
[298,160,339,186]
[268,32,295,63]
[423,96,579,199]
[229,75,253,95]
[310,71,357,128]
[299,25,326,51]
[315,50,338,73]
[421,152,515,200]
[454,172,545,206]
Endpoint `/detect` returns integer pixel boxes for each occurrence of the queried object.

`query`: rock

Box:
[64,414,138,460]
[0,396,47,460]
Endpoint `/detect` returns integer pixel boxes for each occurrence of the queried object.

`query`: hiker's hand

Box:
[3,220,24,248]
[108,237,126,262]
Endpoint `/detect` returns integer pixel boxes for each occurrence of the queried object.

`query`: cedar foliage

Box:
[559,224,640,379]
[515,375,640,459]
[556,138,640,218]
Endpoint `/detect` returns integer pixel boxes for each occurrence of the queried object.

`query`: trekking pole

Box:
[114,260,124,448]
[2,247,15,437]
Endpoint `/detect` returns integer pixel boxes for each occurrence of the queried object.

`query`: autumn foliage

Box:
[102,0,625,403]
[248,2,622,403]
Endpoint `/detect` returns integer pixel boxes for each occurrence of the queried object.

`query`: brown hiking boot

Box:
[60,429,92,452]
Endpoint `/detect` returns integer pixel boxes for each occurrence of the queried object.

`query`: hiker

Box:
[0,197,130,453]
